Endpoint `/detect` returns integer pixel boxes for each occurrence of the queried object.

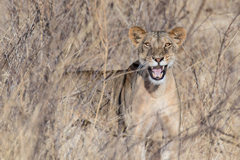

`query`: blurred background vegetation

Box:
[0,0,240,159]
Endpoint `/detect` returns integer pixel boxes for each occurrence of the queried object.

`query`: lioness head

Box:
[129,26,186,85]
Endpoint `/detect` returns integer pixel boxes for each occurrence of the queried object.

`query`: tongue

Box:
[152,68,162,77]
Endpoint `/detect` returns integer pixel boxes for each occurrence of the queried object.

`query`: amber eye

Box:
[165,43,172,47]
[144,42,151,47]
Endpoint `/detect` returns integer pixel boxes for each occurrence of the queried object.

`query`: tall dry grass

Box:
[0,0,240,159]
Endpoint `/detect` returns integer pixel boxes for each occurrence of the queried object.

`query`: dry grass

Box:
[0,0,240,159]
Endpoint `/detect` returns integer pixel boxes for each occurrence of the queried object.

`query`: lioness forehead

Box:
[144,31,172,46]
[147,31,170,39]
[151,31,167,37]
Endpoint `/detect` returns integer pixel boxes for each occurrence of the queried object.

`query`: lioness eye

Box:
[144,42,151,47]
[165,43,172,47]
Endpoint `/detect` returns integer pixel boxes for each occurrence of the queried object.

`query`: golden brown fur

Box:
[62,26,186,159]
[120,26,186,160]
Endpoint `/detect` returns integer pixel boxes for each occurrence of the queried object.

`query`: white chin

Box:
[148,76,165,85]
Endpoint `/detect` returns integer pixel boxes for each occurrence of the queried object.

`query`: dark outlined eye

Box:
[165,43,172,47]
[144,42,151,47]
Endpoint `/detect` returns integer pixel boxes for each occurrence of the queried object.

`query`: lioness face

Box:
[129,26,186,85]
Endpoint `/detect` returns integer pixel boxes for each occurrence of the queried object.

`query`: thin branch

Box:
[211,13,240,96]
[92,0,109,139]
[185,0,206,43]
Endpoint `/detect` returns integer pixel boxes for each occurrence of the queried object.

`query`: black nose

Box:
[153,57,164,63]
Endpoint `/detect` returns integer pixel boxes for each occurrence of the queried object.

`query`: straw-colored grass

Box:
[0,0,240,159]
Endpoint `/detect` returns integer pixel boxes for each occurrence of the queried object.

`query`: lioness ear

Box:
[168,27,186,46]
[129,26,147,46]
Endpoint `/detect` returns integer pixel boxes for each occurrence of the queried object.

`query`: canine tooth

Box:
[160,73,163,77]
[152,72,155,77]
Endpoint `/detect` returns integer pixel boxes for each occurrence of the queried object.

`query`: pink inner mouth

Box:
[150,65,166,79]
[148,65,167,80]
[152,68,163,78]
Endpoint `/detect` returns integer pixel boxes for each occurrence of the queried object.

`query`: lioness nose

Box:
[153,57,164,63]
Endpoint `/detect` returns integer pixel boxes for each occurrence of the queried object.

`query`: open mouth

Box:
[148,65,167,80]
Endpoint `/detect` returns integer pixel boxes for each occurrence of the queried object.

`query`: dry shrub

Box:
[0,0,240,159]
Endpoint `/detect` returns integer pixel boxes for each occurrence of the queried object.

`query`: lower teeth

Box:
[152,72,163,79]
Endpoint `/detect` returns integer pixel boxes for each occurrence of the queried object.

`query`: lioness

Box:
[118,26,186,160]
[63,26,186,159]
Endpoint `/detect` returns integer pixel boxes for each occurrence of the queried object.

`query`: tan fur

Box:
[62,26,186,159]
[123,26,186,160]
[124,27,186,159]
